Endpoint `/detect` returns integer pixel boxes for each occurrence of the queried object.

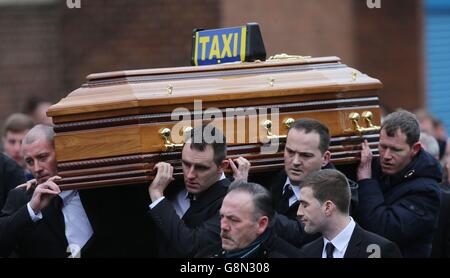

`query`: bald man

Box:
[0,124,99,257]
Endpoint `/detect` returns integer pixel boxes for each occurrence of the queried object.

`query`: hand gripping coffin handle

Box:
[262,118,295,140]
[159,126,192,152]
[348,111,380,134]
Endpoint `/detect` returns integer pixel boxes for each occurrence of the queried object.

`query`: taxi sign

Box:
[191,23,266,66]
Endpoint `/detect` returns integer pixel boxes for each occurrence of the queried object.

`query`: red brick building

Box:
[0,0,423,123]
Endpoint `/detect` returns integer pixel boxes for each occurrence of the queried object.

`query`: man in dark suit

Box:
[298,169,401,258]
[254,119,336,248]
[0,124,101,257]
[147,124,249,257]
[268,118,332,219]
[197,181,301,258]
[356,110,442,257]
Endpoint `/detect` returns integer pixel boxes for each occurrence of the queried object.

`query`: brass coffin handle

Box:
[348,111,380,134]
[160,126,192,152]
[262,118,295,140]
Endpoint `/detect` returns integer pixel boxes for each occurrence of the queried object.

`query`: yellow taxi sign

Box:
[191,23,266,66]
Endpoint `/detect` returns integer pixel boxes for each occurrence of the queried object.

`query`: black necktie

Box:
[53,195,63,209]
[53,196,65,228]
[183,193,198,221]
[277,186,294,213]
[325,242,335,258]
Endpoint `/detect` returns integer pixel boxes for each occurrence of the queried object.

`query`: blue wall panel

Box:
[426,0,450,131]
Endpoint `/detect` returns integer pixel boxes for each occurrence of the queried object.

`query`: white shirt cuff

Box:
[27,202,43,222]
[149,196,165,210]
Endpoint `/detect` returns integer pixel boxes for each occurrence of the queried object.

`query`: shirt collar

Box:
[283,177,301,201]
[59,190,77,206]
[323,217,356,253]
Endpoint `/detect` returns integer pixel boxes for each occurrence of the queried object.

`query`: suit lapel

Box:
[77,190,98,257]
[306,238,325,258]
[344,224,363,258]
[315,239,325,258]
[272,171,288,209]
[79,190,99,233]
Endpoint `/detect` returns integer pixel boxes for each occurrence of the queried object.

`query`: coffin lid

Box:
[47,56,382,123]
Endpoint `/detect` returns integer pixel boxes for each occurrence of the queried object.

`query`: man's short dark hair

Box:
[382,110,420,147]
[3,113,34,137]
[185,123,227,166]
[301,169,350,214]
[288,118,330,154]
[228,180,274,224]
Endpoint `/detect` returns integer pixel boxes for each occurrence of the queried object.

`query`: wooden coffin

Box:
[47,56,382,190]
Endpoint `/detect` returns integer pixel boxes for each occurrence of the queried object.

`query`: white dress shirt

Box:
[322,217,356,258]
[27,190,93,257]
[60,190,93,255]
[283,177,301,207]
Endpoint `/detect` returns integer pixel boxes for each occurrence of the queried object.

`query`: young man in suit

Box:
[270,118,332,219]
[357,110,442,257]
[0,124,100,257]
[197,181,301,258]
[298,169,401,258]
[148,124,249,257]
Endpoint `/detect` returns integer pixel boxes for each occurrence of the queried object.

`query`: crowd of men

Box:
[0,108,449,258]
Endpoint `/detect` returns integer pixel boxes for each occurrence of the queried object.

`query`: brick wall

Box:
[0,4,63,123]
[61,0,220,92]
[0,0,219,123]
[0,0,424,125]
[353,0,424,112]
[221,0,357,66]
[222,0,424,112]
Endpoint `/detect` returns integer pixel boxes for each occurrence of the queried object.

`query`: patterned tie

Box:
[325,242,335,258]
[277,186,294,213]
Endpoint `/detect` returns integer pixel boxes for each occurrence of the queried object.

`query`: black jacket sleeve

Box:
[0,154,26,210]
[0,188,37,257]
[148,198,221,257]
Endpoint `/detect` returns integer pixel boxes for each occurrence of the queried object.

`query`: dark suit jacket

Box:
[300,224,402,258]
[0,154,26,210]
[148,178,230,257]
[0,187,102,258]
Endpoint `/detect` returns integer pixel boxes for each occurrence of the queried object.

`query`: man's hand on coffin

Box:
[357,140,373,181]
[148,162,174,202]
[29,176,62,214]
[229,157,251,182]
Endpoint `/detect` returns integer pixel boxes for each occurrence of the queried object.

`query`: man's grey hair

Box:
[22,124,55,147]
[228,181,274,225]
[420,132,439,159]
